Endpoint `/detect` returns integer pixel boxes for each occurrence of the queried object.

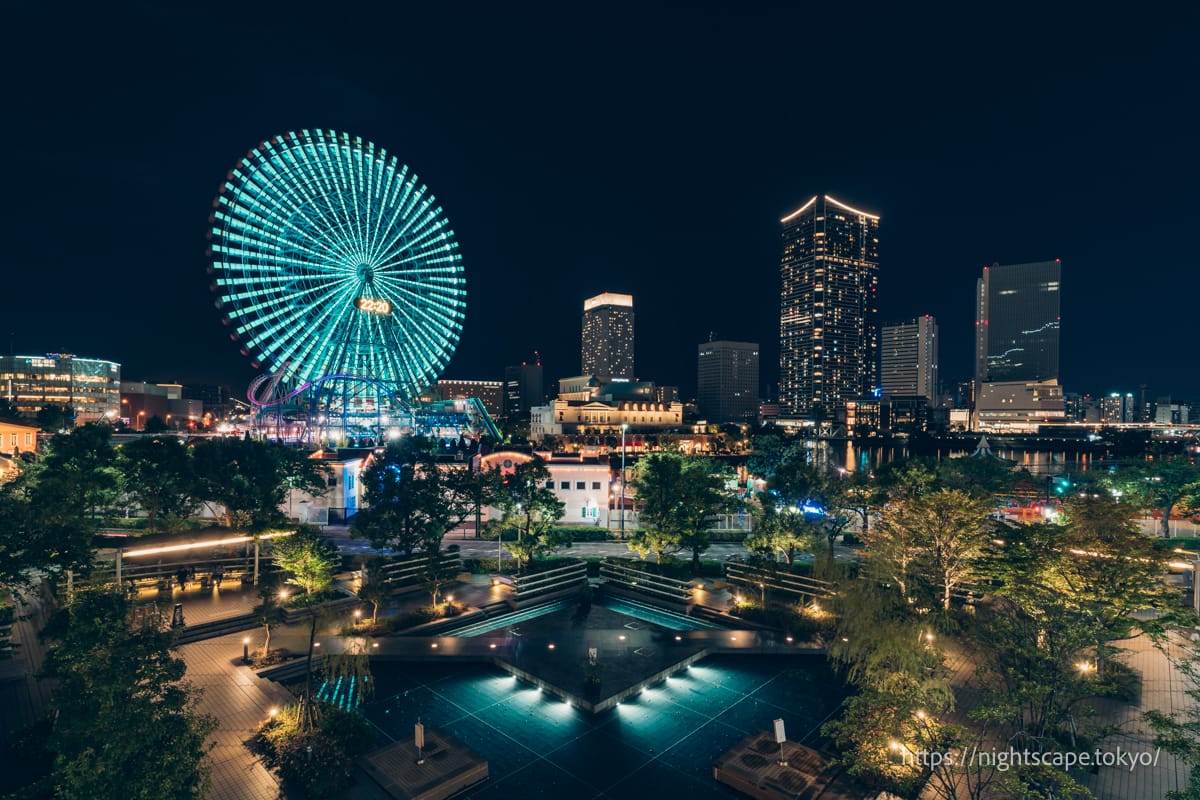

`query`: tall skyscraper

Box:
[581,292,635,379]
[779,195,879,417]
[697,340,760,423]
[975,260,1061,384]
[973,260,1064,431]
[504,361,544,420]
[881,316,938,405]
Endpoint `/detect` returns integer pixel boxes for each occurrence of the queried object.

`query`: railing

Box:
[600,559,692,603]
[511,561,586,602]
[725,562,833,601]
[378,551,463,589]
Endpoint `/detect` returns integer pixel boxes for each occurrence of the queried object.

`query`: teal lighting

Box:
[209,129,466,402]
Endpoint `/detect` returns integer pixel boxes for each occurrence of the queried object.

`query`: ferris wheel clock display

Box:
[207,129,465,421]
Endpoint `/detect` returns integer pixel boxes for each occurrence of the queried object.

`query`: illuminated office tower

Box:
[697,340,760,423]
[881,316,938,405]
[973,260,1064,430]
[581,292,634,379]
[975,260,1061,384]
[779,195,879,416]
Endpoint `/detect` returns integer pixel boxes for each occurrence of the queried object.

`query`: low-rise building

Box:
[0,420,39,457]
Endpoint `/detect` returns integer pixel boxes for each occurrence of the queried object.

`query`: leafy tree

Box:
[0,396,22,422]
[39,589,215,800]
[252,571,286,660]
[744,502,820,566]
[35,404,73,432]
[1117,459,1200,537]
[630,452,730,574]
[192,438,328,529]
[356,557,390,626]
[627,526,681,566]
[143,414,169,433]
[875,457,939,502]
[353,443,490,599]
[271,527,339,727]
[491,457,566,570]
[829,469,884,534]
[116,436,199,531]
[937,454,1022,498]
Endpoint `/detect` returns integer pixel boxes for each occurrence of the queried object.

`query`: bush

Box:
[1154,536,1200,551]
[251,704,376,798]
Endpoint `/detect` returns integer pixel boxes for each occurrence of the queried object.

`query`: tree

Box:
[36,404,73,432]
[627,526,681,566]
[351,558,387,628]
[744,503,820,566]
[354,442,491,599]
[143,414,169,433]
[869,488,992,610]
[630,453,730,574]
[271,527,339,727]
[192,438,329,529]
[116,436,199,531]
[0,396,22,422]
[1118,459,1200,537]
[39,589,215,800]
[491,457,566,570]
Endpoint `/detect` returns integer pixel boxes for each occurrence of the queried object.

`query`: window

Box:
[560,481,570,490]
[576,481,585,490]
[581,507,587,518]
[544,480,554,489]
[591,481,601,490]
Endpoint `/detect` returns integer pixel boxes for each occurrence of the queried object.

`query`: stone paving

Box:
[937,631,1193,800]
[181,632,294,800]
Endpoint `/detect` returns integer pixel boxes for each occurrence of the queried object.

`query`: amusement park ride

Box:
[207,129,497,445]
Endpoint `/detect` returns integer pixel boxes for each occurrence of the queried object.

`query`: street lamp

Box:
[620,423,628,540]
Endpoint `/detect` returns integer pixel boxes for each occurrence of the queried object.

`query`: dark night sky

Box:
[4,2,1197,403]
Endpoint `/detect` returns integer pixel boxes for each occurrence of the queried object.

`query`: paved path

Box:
[0,585,54,741]
[937,632,1192,800]
[182,633,294,800]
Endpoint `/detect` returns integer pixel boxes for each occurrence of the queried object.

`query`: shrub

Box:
[251,704,375,798]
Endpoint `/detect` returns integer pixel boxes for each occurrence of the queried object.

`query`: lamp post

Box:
[620,423,628,540]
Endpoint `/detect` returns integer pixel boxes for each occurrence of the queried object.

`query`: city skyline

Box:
[3,5,1197,401]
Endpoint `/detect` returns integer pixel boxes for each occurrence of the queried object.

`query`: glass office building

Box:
[975,260,1061,384]
[779,195,879,417]
[0,354,121,424]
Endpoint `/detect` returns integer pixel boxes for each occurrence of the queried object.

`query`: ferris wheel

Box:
[207,129,465,410]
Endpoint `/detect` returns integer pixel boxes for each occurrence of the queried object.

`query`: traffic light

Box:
[1054,476,1071,496]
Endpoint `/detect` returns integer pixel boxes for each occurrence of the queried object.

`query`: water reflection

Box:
[805,440,1094,477]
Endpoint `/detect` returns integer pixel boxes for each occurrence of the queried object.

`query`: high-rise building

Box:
[436,379,505,418]
[504,362,544,420]
[881,316,938,405]
[779,195,879,417]
[697,340,760,423]
[0,354,121,424]
[581,292,635,379]
[975,260,1061,384]
[973,260,1064,431]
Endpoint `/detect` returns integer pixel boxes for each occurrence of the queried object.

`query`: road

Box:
[322,525,860,562]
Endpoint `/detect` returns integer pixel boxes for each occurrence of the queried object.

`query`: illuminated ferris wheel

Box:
[207,129,465,429]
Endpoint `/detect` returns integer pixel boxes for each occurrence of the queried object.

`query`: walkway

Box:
[181,632,294,800]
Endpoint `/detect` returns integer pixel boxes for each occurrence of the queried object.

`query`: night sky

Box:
[4,3,1197,403]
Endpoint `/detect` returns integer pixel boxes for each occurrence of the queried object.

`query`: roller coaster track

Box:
[247,372,405,410]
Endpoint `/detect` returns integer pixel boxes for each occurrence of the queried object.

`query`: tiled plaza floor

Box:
[363,655,843,800]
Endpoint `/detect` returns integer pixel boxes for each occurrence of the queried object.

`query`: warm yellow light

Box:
[780,195,818,223]
[916,710,926,720]
[354,609,362,618]
[242,636,250,644]
[548,643,556,650]
[431,643,438,649]
[123,530,293,558]
[824,194,880,220]
[278,590,289,600]
[268,708,278,718]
